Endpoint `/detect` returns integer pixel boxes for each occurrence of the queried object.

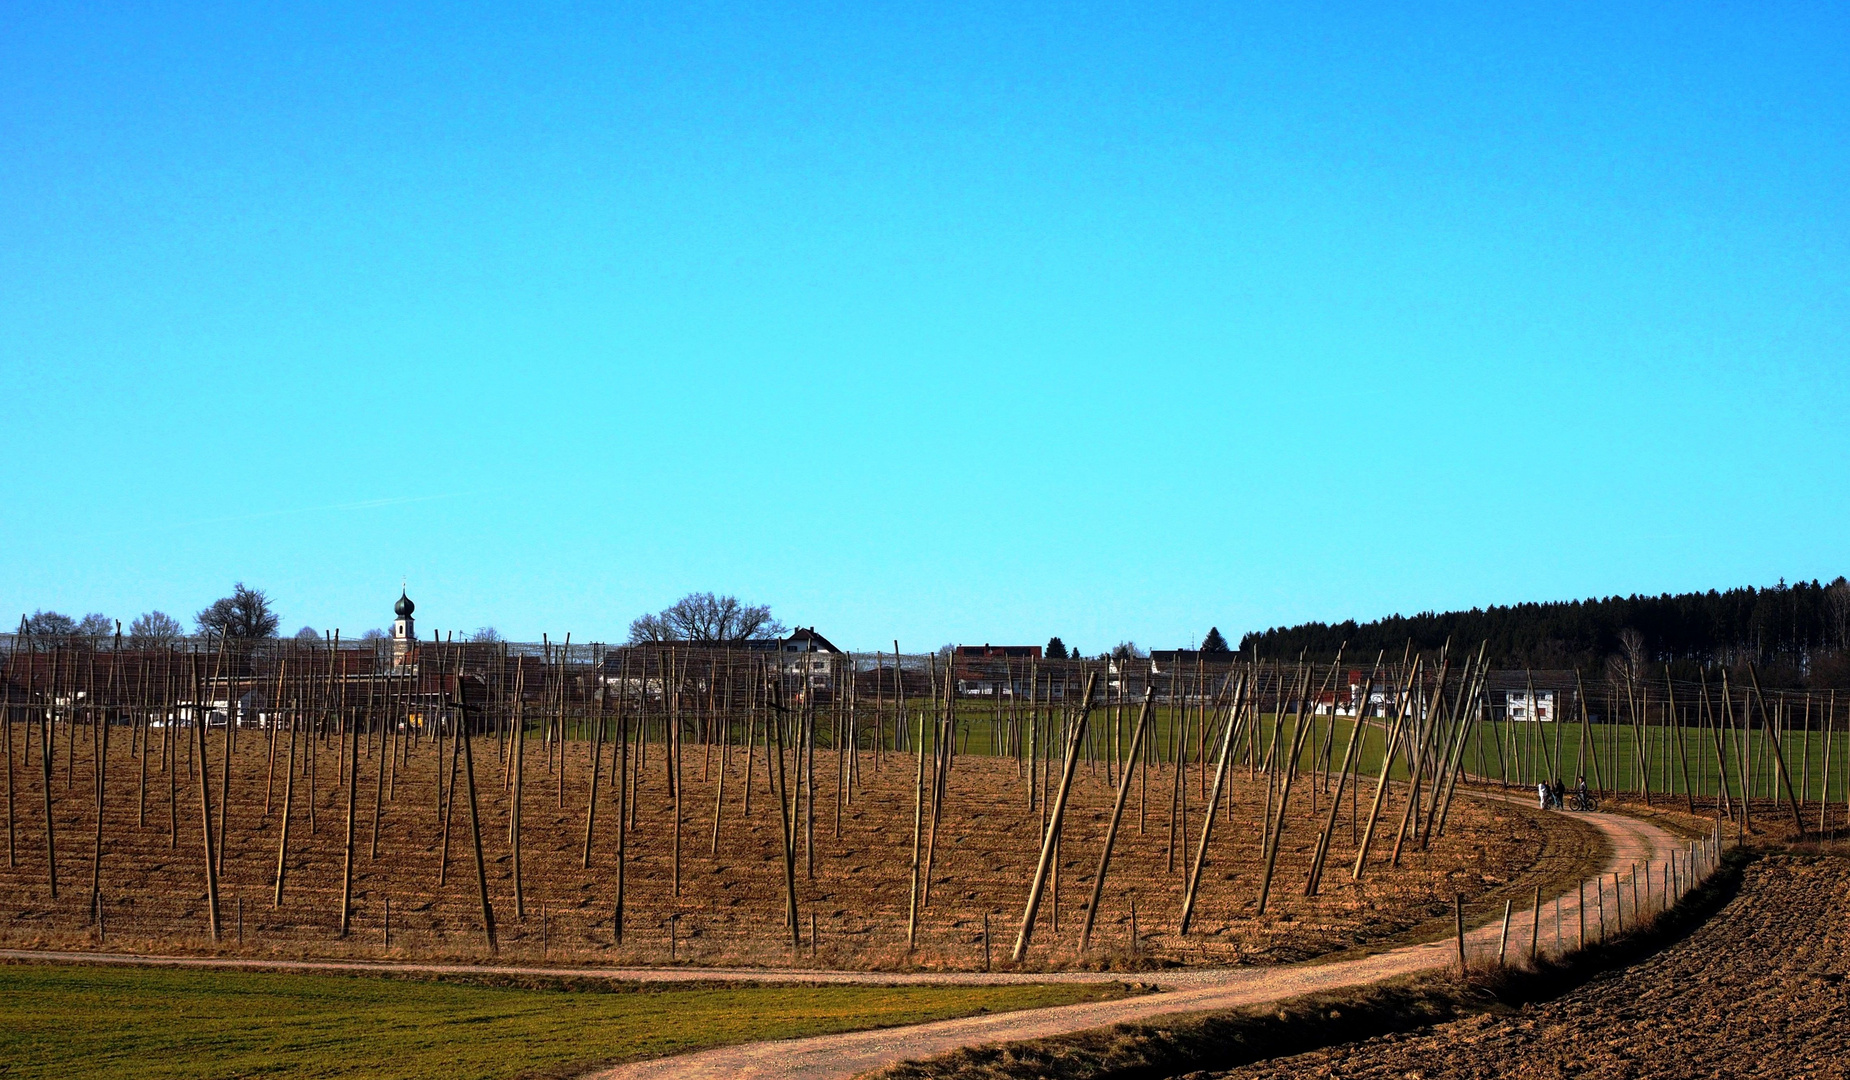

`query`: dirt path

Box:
[0,804,1692,1080]
[585,808,1688,1080]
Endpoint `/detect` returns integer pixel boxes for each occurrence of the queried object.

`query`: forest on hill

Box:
[1240,578,1850,687]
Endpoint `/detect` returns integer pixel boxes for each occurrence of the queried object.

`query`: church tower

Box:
[392,588,415,665]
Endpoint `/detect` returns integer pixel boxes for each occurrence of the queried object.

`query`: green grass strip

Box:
[0,963,1132,1080]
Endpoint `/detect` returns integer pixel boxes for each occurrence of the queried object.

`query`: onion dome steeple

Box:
[391,585,416,666]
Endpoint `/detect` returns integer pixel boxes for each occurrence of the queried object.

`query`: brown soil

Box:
[0,727,1574,970]
[1200,853,1850,1080]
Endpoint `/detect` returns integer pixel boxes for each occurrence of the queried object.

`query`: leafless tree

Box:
[196,583,281,640]
[1606,627,1648,687]
[294,625,321,641]
[627,613,673,644]
[627,593,786,645]
[27,611,69,635]
[76,612,114,637]
[21,610,78,639]
[130,611,184,646]
[1111,640,1148,661]
[1619,628,1647,673]
[470,626,503,643]
[1827,576,1850,650]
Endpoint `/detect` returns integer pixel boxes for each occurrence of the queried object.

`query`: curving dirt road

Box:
[585,808,1692,1080]
[0,804,1697,1080]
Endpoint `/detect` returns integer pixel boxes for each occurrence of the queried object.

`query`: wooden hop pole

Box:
[1080,675,1154,950]
[1011,671,1098,962]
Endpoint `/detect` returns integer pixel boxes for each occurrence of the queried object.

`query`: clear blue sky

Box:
[3,3,1845,652]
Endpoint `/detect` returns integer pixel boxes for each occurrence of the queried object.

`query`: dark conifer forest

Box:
[1242,577,1850,687]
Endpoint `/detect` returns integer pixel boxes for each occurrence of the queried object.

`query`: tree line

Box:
[1240,577,1850,686]
[17,583,504,646]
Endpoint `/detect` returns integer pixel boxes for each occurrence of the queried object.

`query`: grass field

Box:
[1459,719,1850,805]
[937,698,1850,806]
[0,963,1134,1080]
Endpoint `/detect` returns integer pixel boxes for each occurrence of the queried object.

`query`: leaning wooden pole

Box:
[1748,664,1806,836]
[770,676,801,948]
[907,659,928,948]
[40,645,58,898]
[1011,671,1098,962]
[273,700,298,906]
[1351,656,1423,880]
[1079,676,1154,949]
[1419,647,1480,846]
[1257,656,1335,913]
[1178,668,1249,935]
[6,620,24,869]
[614,674,632,944]
[338,673,362,937]
[457,677,498,953]
[89,628,117,923]
[511,663,526,920]
[1388,656,1452,867]
[1428,647,1492,843]
[583,666,606,869]
[1667,671,1695,814]
[193,656,222,941]
[1306,653,1385,895]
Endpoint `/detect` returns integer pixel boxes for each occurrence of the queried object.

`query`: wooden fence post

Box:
[1497,898,1511,965]
[1454,893,1467,973]
[1530,884,1541,961]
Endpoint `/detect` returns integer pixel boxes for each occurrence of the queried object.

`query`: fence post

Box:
[1497,899,1511,965]
[1454,893,1467,973]
[1529,884,1541,961]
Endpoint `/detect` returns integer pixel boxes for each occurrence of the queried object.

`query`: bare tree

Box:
[294,625,321,641]
[1606,627,1648,687]
[76,613,114,637]
[1827,576,1850,650]
[626,593,786,645]
[21,610,78,639]
[196,583,281,640]
[360,628,389,642]
[626,613,673,644]
[1111,640,1148,661]
[470,626,503,643]
[130,611,184,647]
[1619,628,1647,674]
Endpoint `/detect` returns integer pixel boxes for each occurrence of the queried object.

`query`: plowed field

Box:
[1203,854,1850,1079]
[0,727,1579,970]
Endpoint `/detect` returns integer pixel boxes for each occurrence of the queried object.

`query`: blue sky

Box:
[3,2,1846,652]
